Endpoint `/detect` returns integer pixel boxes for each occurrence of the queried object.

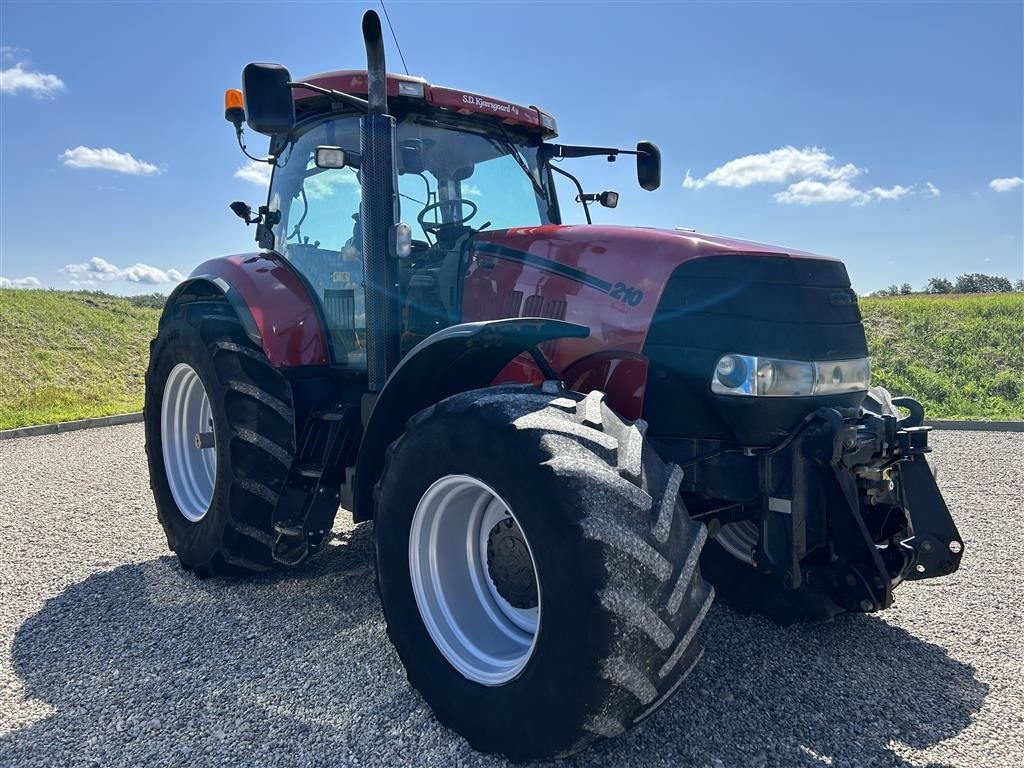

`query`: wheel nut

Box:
[194,431,215,449]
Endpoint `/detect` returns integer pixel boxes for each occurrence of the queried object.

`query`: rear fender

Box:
[162,253,329,368]
[351,318,590,521]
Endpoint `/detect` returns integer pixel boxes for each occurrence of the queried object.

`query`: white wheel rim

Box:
[409,475,541,686]
[161,363,217,522]
[716,520,760,563]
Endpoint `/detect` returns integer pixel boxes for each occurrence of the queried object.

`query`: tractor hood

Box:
[463,224,862,434]
[475,224,832,260]
[465,225,838,354]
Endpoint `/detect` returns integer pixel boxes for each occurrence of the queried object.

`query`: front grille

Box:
[642,254,868,441]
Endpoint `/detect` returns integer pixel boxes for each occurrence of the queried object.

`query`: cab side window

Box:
[269,117,367,365]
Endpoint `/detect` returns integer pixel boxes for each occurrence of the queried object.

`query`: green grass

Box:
[860,294,1023,420]
[1,289,1021,429]
[0,290,160,429]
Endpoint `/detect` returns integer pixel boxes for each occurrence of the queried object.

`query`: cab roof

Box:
[292,70,557,137]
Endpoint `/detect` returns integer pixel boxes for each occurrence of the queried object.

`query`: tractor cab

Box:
[266,74,556,364]
[228,68,659,367]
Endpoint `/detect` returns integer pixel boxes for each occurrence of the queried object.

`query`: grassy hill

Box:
[0,291,160,429]
[1,289,1021,429]
[859,293,1023,420]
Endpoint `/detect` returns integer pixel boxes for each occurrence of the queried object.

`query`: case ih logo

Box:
[462,93,520,116]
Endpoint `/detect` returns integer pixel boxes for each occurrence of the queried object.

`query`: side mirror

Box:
[242,63,295,136]
[599,191,619,208]
[636,140,661,191]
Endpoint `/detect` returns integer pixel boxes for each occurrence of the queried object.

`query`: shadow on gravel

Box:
[4,522,988,768]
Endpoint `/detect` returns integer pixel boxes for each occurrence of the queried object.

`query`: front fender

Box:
[351,318,589,521]
[162,253,329,368]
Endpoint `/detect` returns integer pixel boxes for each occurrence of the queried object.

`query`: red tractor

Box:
[145,10,963,760]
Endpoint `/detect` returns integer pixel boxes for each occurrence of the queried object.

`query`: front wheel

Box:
[374,383,713,760]
[144,298,296,577]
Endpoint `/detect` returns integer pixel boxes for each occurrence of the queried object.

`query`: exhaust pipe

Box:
[360,9,401,391]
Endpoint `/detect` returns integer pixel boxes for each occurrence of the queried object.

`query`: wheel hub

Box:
[160,363,216,522]
[408,475,541,686]
[486,518,539,610]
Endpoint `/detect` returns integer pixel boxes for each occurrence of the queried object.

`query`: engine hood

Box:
[472,224,835,266]
[463,222,840,377]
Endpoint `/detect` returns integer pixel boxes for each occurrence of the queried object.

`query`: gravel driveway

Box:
[1,425,1021,767]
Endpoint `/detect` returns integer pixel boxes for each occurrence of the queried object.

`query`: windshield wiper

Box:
[495,127,548,202]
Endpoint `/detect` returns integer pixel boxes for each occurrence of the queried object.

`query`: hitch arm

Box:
[898,457,965,579]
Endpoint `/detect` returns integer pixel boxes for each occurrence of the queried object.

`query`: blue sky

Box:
[1,0,1021,294]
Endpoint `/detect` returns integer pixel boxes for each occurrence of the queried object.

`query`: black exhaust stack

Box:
[360,10,401,391]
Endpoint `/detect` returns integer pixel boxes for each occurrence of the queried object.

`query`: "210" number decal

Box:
[609,282,644,307]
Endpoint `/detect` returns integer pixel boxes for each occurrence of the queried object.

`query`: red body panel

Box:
[191,253,329,368]
[294,70,550,133]
[464,225,830,416]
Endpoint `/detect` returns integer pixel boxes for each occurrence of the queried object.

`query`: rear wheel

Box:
[144,297,296,577]
[374,383,712,760]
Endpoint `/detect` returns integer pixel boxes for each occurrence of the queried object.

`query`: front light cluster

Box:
[711,354,870,397]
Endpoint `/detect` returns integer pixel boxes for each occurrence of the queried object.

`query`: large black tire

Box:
[374,382,713,760]
[144,297,296,577]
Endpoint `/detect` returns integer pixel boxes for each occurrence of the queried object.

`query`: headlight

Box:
[711,354,870,397]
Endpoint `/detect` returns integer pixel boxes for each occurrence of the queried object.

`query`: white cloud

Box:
[683,146,863,190]
[60,146,162,175]
[235,161,359,198]
[304,170,358,200]
[866,184,912,201]
[687,145,931,206]
[775,181,916,206]
[235,161,273,186]
[774,179,867,206]
[0,275,41,289]
[925,182,941,197]
[63,257,183,285]
[462,183,483,198]
[0,62,65,98]
[121,264,185,284]
[989,176,1023,192]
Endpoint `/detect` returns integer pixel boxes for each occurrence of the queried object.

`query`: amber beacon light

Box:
[224,88,245,128]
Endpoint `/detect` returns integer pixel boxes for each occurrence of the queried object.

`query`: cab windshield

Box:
[271,114,551,247]
[268,113,553,364]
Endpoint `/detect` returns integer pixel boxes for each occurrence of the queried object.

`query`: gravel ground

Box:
[1,424,1021,767]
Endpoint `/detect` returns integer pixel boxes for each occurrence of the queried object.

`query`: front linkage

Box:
[755,404,964,614]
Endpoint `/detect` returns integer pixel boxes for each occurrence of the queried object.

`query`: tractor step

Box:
[269,405,359,566]
[310,410,345,421]
[272,522,304,538]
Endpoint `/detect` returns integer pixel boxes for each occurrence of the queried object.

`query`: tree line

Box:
[873,273,1024,296]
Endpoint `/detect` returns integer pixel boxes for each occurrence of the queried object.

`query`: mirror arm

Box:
[545,144,646,160]
[285,81,369,113]
[548,163,592,225]
[543,144,655,162]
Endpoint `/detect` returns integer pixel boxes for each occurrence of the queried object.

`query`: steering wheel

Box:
[417,199,478,234]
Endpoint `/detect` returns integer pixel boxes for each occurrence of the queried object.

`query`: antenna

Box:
[379,1,410,75]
